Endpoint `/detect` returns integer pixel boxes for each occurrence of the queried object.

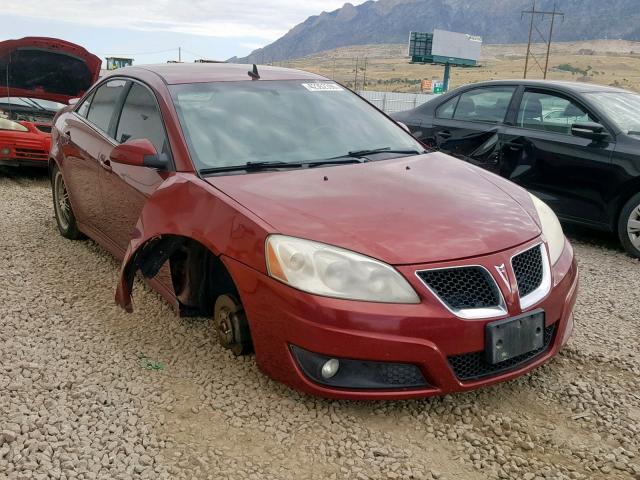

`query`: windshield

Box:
[584,91,640,135]
[169,80,423,171]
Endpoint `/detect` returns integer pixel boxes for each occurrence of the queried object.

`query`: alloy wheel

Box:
[628,203,640,249]
[54,171,71,231]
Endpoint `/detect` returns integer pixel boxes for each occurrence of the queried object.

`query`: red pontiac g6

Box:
[50,64,578,399]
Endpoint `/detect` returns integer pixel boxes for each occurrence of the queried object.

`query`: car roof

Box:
[101,63,327,85]
[460,79,633,94]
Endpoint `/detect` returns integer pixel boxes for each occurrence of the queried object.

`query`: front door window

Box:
[516,91,596,135]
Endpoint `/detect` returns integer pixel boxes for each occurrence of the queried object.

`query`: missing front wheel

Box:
[213,294,253,356]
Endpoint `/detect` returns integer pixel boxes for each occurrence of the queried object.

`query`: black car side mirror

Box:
[571,122,608,141]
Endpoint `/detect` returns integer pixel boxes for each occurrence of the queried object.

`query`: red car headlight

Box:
[0,118,29,132]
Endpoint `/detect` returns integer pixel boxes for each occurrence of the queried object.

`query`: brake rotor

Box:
[213,294,252,356]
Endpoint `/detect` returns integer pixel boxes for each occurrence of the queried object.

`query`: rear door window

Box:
[115,83,168,155]
[453,87,516,123]
[86,80,127,135]
[436,96,459,119]
[516,90,596,135]
[76,91,94,118]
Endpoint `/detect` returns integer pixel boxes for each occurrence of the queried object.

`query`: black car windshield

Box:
[169,80,423,171]
[584,91,640,135]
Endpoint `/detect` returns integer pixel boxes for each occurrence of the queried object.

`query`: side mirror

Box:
[397,121,411,133]
[571,122,608,141]
[110,139,168,169]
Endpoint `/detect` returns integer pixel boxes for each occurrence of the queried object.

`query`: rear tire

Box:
[618,193,640,259]
[51,164,83,240]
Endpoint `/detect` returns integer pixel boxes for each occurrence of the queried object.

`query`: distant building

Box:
[106,57,133,70]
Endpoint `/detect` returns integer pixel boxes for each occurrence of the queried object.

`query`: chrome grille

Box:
[416,266,501,311]
[512,245,544,298]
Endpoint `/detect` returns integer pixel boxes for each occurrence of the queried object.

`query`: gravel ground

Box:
[1,170,639,480]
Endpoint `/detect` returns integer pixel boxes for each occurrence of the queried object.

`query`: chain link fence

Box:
[357,90,436,114]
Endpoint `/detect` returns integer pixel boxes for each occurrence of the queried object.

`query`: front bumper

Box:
[0,158,49,168]
[224,238,578,400]
[0,128,51,168]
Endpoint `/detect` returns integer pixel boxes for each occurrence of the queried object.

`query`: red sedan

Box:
[0,37,100,167]
[49,63,578,399]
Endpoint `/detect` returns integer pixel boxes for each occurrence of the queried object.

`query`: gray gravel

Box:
[1,171,639,480]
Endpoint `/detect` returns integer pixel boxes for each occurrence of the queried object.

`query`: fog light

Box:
[321,359,340,379]
[290,345,428,389]
[0,147,10,156]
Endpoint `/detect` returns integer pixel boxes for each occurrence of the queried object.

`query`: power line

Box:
[180,47,210,60]
[96,48,179,57]
[521,1,565,79]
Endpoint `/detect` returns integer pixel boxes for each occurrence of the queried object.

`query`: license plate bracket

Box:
[485,310,545,365]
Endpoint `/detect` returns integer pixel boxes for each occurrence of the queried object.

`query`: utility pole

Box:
[543,4,559,77]
[178,47,181,62]
[354,57,359,90]
[362,57,368,91]
[521,1,564,79]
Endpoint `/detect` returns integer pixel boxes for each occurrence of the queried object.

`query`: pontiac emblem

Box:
[495,264,511,291]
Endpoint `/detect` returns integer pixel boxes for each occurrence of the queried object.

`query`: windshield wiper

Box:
[200,161,305,175]
[305,157,364,167]
[24,98,48,112]
[200,157,365,175]
[347,147,424,158]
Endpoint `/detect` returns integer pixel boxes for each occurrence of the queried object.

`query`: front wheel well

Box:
[169,238,239,317]
[612,180,640,229]
[125,235,239,317]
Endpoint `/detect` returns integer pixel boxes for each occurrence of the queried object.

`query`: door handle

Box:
[63,130,71,138]
[503,141,524,151]
[98,154,112,172]
[437,130,452,139]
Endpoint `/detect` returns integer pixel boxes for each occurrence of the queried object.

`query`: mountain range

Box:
[231,0,640,64]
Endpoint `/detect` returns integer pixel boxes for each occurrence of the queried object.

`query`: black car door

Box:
[499,87,616,228]
[421,86,517,173]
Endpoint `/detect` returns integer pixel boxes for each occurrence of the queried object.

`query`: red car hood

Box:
[0,37,101,104]
[207,152,541,265]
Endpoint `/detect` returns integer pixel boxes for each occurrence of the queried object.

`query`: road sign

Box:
[421,79,432,92]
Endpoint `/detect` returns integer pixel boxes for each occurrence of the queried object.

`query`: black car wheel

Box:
[51,164,83,240]
[618,193,640,259]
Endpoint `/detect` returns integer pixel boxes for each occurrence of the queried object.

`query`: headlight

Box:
[265,235,420,303]
[0,118,28,132]
[530,194,565,264]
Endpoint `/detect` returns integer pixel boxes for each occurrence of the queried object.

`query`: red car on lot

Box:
[49,63,578,399]
[0,37,100,167]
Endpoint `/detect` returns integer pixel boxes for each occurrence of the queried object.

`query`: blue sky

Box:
[1,1,367,66]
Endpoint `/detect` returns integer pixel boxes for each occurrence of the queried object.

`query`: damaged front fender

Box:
[114,173,273,312]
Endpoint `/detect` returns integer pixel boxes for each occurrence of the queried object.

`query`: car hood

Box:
[207,152,541,265]
[0,37,101,104]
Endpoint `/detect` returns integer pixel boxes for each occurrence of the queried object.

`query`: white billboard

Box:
[432,29,482,62]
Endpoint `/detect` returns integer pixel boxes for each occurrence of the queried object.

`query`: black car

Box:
[392,80,640,258]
